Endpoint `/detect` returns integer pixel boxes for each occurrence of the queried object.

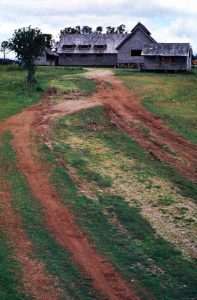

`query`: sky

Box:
[0,0,197,58]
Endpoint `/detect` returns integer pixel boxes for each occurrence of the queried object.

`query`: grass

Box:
[0,230,29,300]
[0,132,98,300]
[52,106,197,202]
[0,66,196,299]
[39,106,197,299]
[115,69,197,144]
[0,67,97,299]
[0,65,96,121]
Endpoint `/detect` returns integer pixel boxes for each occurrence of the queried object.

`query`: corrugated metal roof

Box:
[57,34,128,54]
[142,43,191,56]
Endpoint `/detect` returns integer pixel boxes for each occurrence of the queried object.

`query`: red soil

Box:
[1,90,139,299]
[0,174,61,300]
[87,70,197,183]
[1,68,196,299]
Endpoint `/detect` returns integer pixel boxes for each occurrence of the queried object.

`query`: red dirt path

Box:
[87,69,197,183]
[1,91,139,299]
[0,174,61,300]
[1,68,196,299]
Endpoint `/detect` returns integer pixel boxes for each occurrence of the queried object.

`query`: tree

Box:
[42,34,53,49]
[116,24,126,34]
[106,26,116,34]
[95,26,103,34]
[81,26,93,34]
[0,41,10,60]
[60,26,82,35]
[8,26,45,91]
[75,26,81,34]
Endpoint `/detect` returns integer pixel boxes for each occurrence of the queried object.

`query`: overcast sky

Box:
[0,0,197,58]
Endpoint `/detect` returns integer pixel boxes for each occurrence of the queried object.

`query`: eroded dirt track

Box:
[0,92,139,299]
[0,174,61,300]
[0,68,196,299]
[87,69,197,183]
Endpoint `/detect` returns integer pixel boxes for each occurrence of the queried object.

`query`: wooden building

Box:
[55,22,193,71]
[57,22,157,68]
[116,22,156,68]
[142,43,192,71]
[36,47,58,66]
[57,33,127,66]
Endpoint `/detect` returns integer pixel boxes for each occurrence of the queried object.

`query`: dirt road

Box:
[0,68,196,299]
[86,69,197,183]
[0,89,139,299]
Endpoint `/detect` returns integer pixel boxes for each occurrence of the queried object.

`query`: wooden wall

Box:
[117,29,154,64]
[58,53,117,66]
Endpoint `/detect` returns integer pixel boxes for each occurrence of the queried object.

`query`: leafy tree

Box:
[116,24,126,34]
[81,26,93,34]
[0,41,10,60]
[60,27,78,34]
[8,26,45,91]
[42,33,53,49]
[106,26,116,34]
[95,26,103,34]
[60,26,82,34]
[75,26,81,34]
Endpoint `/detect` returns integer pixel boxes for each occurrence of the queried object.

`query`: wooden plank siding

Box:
[36,23,192,71]
[117,28,156,65]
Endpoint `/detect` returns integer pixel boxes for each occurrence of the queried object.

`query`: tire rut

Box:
[87,72,197,183]
[0,173,61,300]
[1,94,139,300]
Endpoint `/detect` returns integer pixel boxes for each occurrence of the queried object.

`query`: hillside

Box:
[0,66,196,300]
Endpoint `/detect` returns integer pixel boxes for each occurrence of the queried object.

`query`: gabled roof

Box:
[142,43,191,56]
[116,22,156,50]
[57,34,129,54]
[45,47,59,57]
[131,22,151,35]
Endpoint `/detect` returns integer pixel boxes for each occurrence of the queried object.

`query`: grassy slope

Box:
[0,66,196,299]
[39,106,197,300]
[0,231,29,300]
[115,69,197,144]
[0,66,97,299]
[0,132,98,300]
[0,65,96,121]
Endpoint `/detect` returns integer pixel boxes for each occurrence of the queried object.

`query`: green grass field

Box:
[115,69,197,144]
[0,66,196,299]
[40,105,197,299]
[0,65,96,121]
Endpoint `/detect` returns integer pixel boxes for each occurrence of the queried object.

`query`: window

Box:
[65,54,72,57]
[131,50,142,56]
[96,54,104,57]
[78,45,91,50]
[80,54,87,57]
[94,45,107,50]
[63,45,75,50]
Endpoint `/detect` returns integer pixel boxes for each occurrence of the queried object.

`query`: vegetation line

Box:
[0,132,98,300]
[40,106,197,300]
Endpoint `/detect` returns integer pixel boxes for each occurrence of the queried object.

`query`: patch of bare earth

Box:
[86,69,197,183]
[0,173,61,300]
[0,91,139,300]
[1,67,196,298]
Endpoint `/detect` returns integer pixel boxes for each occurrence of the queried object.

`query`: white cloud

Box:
[0,0,197,58]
